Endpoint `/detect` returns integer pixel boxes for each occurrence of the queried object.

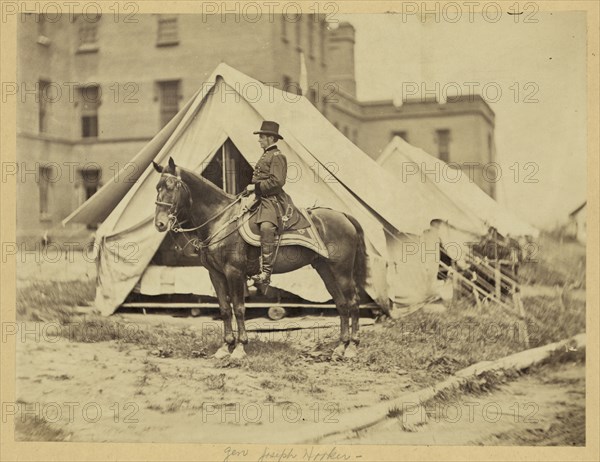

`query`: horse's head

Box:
[152,157,192,232]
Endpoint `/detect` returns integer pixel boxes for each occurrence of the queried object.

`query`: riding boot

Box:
[253,240,276,286]
[252,221,277,286]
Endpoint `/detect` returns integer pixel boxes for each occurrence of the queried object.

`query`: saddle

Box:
[238,196,330,258]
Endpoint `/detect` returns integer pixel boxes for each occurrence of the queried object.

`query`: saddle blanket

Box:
[239,207,330,259]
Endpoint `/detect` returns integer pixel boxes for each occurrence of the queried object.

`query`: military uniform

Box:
[252,144,293,232]
[249,120,307,286]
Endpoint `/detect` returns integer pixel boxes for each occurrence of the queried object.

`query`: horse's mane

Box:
[177,165,236,201]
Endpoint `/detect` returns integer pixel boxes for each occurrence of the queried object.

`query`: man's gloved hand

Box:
[242,184,255,196]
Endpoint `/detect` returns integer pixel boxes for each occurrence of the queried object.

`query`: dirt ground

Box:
[15,317,403,443]
[339,361,585,445]
[15,318,585,445]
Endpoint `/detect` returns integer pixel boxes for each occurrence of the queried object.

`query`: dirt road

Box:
[340,361,585,445]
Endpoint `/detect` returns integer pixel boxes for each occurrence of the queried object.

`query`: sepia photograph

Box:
[0,1,597,459]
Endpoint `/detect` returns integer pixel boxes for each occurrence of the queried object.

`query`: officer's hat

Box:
[253,121,284,140]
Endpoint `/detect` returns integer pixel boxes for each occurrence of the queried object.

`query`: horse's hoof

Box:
[213,344,231,359]
[230,345,247,360]
[331,343,346,360]
[344,343,358,359]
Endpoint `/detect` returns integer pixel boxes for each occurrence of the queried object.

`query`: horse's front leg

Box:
[209,271,235,359]
[226,267,248,360]
[345,292,360,359]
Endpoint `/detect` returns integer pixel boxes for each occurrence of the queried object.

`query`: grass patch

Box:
[14,411,68,442]
[524,296,585,347]
[485,407,585,446]
[128,324,220,359]
[354,287,585,388]
[17,280,95,322]
[534,344,586,370]
[356,304,523,387]
[244,339,298,373]
[17,280,221,357]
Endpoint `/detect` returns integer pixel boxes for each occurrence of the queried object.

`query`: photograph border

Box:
[1,1,598,460]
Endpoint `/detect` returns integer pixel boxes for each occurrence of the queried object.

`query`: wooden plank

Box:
[120,302,380,310]
[494,263,502,299]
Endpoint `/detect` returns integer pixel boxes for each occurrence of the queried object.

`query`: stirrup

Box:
[251,271,271,286]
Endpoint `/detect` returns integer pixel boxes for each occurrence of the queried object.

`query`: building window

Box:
[488,133,493,162]
[78,168,101,200]
[38,80,50,133]
[39,165,52,220]
[158,80,180,128]
[79,85,100,138]
[353,129,358,143]
[436,129,451,162]
[77,20,99,52]
[309,88,317,105]
[157,15,179,46]
[343,126,349,137]
[392,131,409,142]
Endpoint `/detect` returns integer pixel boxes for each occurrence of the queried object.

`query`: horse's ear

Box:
[168,157,176,171]
[152,161,163,173]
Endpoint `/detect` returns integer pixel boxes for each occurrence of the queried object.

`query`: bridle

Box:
[155,171,246,251]
[155,172,197,233]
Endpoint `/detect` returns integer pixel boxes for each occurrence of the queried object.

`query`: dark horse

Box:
[153,157,370,360]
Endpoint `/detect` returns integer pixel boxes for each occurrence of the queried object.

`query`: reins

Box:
[155,171,249,251]
[172,197,242,233]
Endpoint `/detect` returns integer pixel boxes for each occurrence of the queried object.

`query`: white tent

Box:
[378,136,539,239]
[64,65,536,315]
[63,64,421,314]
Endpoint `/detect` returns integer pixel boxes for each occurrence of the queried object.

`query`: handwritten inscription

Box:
[223,447,249,462]
[258,446,352,462]
[224,446,354,462]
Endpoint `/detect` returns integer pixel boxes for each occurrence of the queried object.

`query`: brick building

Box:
[16,14,495,242]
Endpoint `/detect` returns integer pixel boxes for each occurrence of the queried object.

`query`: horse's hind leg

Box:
[346,290,360,357]
[329,262,361,359]
[313,261,349,359]
[351,305,359,343]
[209,272,235,359]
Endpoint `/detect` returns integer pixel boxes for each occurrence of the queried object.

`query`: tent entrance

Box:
[201,138,253,195]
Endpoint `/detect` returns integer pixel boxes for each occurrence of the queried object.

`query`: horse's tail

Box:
[343,213,368,293]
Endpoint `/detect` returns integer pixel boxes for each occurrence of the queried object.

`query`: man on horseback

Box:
[243,121,292,286]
